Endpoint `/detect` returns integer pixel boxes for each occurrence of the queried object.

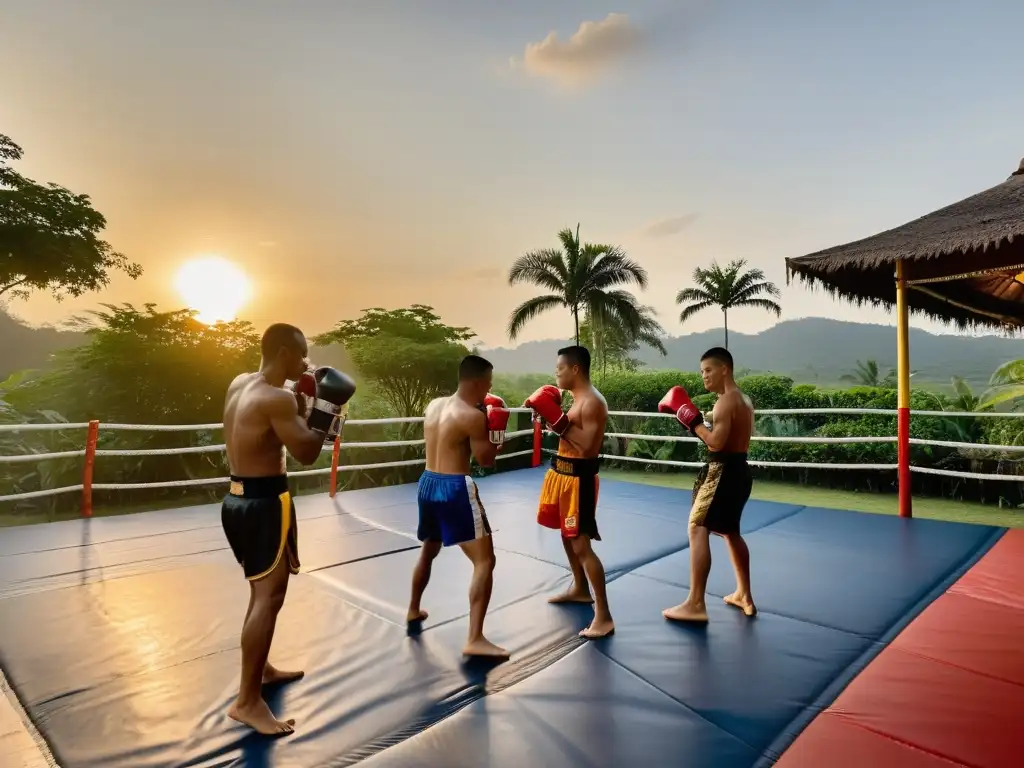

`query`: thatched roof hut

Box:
[786,158,1024,330]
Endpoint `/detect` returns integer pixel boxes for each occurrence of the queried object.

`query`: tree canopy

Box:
[676,259,781,349]
[0,132,142,301]
[3,303,259,424]
[315,305,475,417]
[580,305,667,374]
[506,225,649,344]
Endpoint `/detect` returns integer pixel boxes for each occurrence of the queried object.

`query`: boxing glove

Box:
[658,386,703,433]
[308,367,357,441]
[483,393,506,409]
[486,404,511,445]
[293,371,317,417]
[524,385,569,436]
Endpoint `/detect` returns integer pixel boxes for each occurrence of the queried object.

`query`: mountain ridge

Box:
[479,318,1021,390]
[1,311,1018,391]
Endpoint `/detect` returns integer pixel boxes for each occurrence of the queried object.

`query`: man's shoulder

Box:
[425,395,451,415]
[578,386,608,410]
[227,371,257,392]
[721,388,753,411]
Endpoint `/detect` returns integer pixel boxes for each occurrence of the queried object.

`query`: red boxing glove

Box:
[524,385,569,435]
[483,393,506,409]
[293,371,317,417]
[658,386,703,433]
[486,404,511,444]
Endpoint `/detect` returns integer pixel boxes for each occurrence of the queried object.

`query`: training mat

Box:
[0,469,1006,767]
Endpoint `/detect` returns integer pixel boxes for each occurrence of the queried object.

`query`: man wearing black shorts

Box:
[657,347,756,622]
[221,323,355,735]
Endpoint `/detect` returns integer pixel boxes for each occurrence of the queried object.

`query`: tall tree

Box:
[0,133,142,301]
[506,224,649,345]
[315,305,475,417]
[675,259,781,349]
[580,305,668,374]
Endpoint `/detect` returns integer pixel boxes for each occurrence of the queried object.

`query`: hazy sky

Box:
[3,0,1023,348]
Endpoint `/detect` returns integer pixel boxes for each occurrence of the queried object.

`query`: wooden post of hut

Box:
[786,157,1024,518]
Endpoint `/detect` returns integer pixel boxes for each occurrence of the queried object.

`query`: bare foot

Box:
[548,590,593,605]
[724,592,757,617]
[406,608,429,624]
[462,637,510,659]
[580,617,615,639]
[262,662,304,686]
[662,601,709,623]
[228,698,295,736]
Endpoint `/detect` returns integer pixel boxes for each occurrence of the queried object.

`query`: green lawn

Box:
[601,469,1024,529]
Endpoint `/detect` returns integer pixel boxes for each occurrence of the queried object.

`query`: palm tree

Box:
[840,359,883,387]
[507,224,649,345]
[675,259,781,349]
[582,304,668,374]
[979,360,1024,410]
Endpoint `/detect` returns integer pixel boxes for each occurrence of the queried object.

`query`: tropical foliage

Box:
[579,304,668,374]
[315,305,475,418]
[1,132,142,302]
[507,224,649,345]
[676,259,781,348]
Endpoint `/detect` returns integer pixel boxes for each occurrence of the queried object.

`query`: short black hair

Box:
[261,323,305,359]
[558,345,591,376]
[459,354,493,381]
[700,346,733,370]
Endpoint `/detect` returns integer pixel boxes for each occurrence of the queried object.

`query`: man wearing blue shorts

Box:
[406,355,511,658]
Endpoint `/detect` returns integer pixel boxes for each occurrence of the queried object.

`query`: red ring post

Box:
[81,419,100,518]
[896,260,912,518]
[531,414,542,468]
[329,435,341,498]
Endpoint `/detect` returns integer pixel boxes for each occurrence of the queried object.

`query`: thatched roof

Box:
[786,158,1024,330]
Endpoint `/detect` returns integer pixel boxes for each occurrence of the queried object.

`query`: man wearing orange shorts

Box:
[523,345,614,639]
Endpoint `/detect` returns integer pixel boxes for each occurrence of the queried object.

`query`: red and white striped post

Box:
[531,414,542,468]
[895,260,912,518]
[81,420,100,518]
[329,435,342,498]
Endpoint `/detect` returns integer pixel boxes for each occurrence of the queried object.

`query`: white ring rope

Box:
[2,408,1024,504]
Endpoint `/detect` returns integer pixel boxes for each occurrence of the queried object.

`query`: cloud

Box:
[512,13,645,87]
[642,213,699,239]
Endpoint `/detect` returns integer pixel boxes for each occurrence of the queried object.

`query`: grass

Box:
[602,468,1024,529]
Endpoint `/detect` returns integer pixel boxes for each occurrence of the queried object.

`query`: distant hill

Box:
[0,311,85,381]
[2,311,1020,393]
[480,318,1024,391]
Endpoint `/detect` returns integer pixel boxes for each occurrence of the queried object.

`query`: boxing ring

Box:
[1,409,1023,767]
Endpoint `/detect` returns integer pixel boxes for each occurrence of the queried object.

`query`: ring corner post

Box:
[329,436,341,498]
[82,420,100,518]
[896,260,912,519]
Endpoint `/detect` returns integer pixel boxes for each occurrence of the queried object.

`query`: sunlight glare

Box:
[173,256,253,325]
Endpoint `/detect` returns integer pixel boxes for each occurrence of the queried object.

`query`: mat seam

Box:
[884,641,1024,691]
[825,712,979,768]
[0,662,62,767]
[593,649,762,755]
[753,525,1007,767]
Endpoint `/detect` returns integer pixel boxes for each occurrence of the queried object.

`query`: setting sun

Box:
[173,256,252,324]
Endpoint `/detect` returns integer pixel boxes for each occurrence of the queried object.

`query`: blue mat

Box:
[0,467,1003,767]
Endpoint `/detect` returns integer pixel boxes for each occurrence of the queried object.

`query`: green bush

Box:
[589,372,1024,507]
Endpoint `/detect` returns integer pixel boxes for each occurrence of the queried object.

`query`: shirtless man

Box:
[406,354,511,658]
[524,345,614,640]
[221,323,355,735]
[657,346,756,623]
